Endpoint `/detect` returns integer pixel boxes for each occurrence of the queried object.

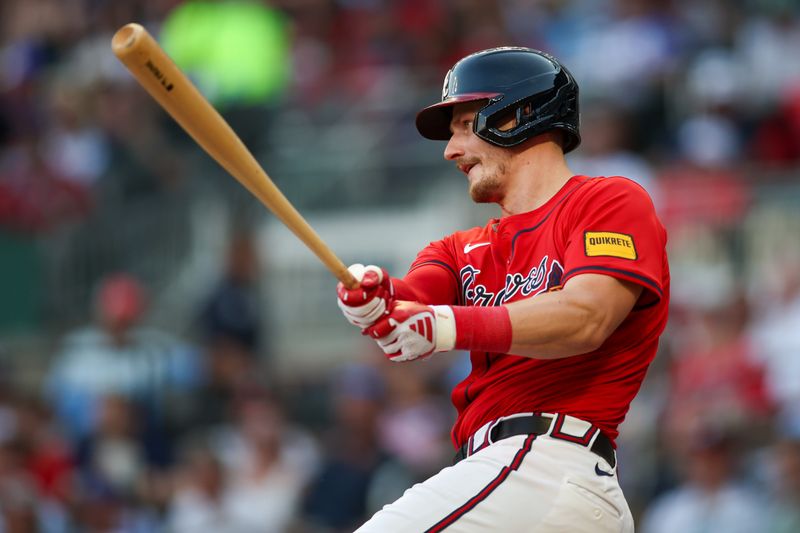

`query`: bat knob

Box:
[112,23,144,55]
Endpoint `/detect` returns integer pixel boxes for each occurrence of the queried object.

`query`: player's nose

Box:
[444,136,464,161]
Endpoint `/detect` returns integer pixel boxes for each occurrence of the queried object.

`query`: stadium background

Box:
[1,0,799,531]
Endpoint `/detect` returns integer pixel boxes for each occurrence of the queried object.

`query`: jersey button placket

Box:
[491,233,511,266]
[497,228,513,266]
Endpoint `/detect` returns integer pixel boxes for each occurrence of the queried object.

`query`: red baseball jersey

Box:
[404,175,669,448]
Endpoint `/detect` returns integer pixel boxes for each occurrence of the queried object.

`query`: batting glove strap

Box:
[431,305,456,352]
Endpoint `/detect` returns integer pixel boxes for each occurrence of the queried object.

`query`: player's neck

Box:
[497,142,574,217]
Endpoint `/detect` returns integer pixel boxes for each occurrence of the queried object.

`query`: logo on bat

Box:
[145,60,174,92]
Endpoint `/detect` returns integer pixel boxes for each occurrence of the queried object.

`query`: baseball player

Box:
[337,47,669,532]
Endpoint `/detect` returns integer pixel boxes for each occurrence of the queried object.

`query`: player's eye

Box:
[450,117,473,135]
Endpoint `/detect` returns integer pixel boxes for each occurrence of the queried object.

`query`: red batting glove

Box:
[336,264,394,329]
[365,301,456,362]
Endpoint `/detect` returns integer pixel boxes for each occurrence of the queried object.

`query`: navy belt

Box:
[453,414,616,468]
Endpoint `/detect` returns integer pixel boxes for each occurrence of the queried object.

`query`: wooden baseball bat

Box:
[111,23,358,289]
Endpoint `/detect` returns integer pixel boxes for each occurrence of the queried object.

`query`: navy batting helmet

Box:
[415,47,580,152]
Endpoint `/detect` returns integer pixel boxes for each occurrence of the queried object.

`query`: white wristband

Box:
[431,305,456,352]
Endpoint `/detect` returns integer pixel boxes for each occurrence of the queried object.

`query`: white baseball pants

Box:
[355,416,634,532]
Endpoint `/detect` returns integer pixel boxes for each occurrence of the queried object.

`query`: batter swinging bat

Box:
[111,23,358,289]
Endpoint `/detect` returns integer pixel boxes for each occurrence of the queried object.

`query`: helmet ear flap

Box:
[560,93,578,117]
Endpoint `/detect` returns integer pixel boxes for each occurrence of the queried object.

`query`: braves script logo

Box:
[460,256,564,306]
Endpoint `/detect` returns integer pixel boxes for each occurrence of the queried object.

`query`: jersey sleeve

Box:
[561,177,666,304]
[398,237,461,305]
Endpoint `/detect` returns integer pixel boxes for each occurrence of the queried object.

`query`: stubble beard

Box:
[469,161,506,204]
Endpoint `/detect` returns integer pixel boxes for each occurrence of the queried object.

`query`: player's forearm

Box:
[395,264,460,304]
[392,277,426,301]
[504,290,620,358]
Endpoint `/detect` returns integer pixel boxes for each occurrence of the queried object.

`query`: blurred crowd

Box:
[0,257,458,532]
[2,0,800,531]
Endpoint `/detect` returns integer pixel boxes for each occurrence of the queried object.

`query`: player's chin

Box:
[469,178,502,203]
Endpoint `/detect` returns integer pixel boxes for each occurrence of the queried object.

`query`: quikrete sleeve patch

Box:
[584,231,637,260]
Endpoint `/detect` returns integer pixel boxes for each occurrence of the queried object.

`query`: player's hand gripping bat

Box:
[111,23,359,289]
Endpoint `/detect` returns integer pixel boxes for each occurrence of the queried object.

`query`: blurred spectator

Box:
[663,293,775,447]
[364,364,452,517]
[751,85,800,165]
[376,364,451,476]
[40,81,109,190]
[195,391,316,533]
[665,48,748,176]
[0,398,71,533]
[0,439,41,533]
[45,273,202,442]
[750,260,800,436]
[656,146,751,233]
[189,229,271,433]
[70,485,158,533]
[220,394,309,532]
[568,99,658,199]
[301,362,394,532]
[674,112,743,169]
[765,438,800,533]
[683,48,746,114]
[9,397,75,509]
[92,83,187,202]
[734,4,800,109]
[676,48,747,173]
[565,0,682,107]
[74,395,166,505]
[0,136,92,234]
[282,0,338,107]
[641,428,765,533]
[199,231,264,385]
[166,442,231,533]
